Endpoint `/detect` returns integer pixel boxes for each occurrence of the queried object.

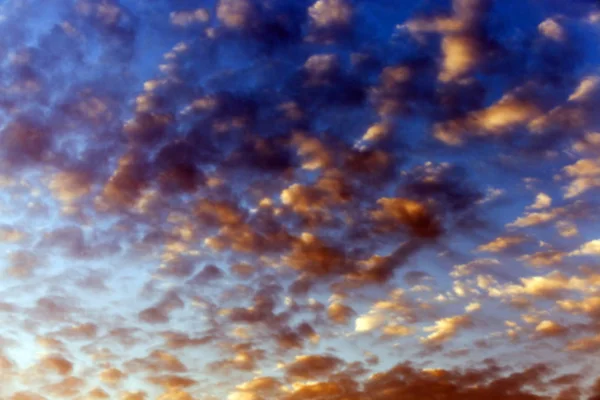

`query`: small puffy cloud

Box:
[569,239,600,256]
[56,323,98,340]
[170,9,209,26]
[453,280,478,297]
[217,0,257,29]
[372,197,441,239]
[572,132,600,153]
[292,133,332,171]
[0,224,27,242]
[534,320,567,337]
[507,208,563,228]
[120,391,147,400]
[519,250,566,267]
[39,354,73,375]
[138,290,184,324]
[489,270,599,300]
[280,183,336,213]
[4,250,39,278]
[48,170,93,206]
[99,367,126,385]
[195,199,245,227]
[529,193,552,210]
[327,302,355,325]
[284,233,346,276]
[284,381,351,400]
[361,122,392,142]
[435,88,541,145]
[563,159,600,198]
[303,54,341,86]
[382,324,415,337]
[97,152,148,209]
[556,221,578,237]
[439,35,480,82]
[229,376,282,400]
[451,258,499,277]
[87,387,110,399]
[477,235,528,252]
[160,331,213,349]
[127,350,188,374]
[147,375,197,391]
[284,354,343,381]
[529,76,600,136]
[355,313,386,333]
[557,296,600,318]
[567,334,600,352]
[568,76,600,102]
[465,301,481,313]
[209,343,266,372]
[308,0,353,28]
[421,314,473,346]
[538,18,566,41]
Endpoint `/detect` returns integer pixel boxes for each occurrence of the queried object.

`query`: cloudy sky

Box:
[1,0,600,399]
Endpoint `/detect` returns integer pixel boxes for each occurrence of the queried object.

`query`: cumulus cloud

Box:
[529,193,552,210]
[477,235,529,252]
[569,239,600,256]
[421,314,473,347]
[563,158,600,198]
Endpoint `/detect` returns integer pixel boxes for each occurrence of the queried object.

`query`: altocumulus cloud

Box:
[1,0,600,399]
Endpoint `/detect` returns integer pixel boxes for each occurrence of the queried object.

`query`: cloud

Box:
[451,258,500,277]
[284,354,343,381]
[355,313,386,333]
[529,193,552,210]
[539,19,566,42]
[465,301,481,313]
[569,239,600,256]
[477,235,529,252]
[87,388,110,399]
[230,376,282,399]
[139,291,185,324]
[38,355,73,375]
[119,391,147,400]
[557,296,600,318]
[0,224,27,243]
[563,158,600,198]
[421,314,473,347]
[567,334,600,352]
[556,220,579,238]
[4,250,39,278]
[507,208,564,228]
[519,250,567,267]
[534,320,568,338]
[327,302,355,325]
[170,9,209,27]
[217,0,258,29]
[435,86,543,145]
[371,197,442,239]
[99,367,126,385]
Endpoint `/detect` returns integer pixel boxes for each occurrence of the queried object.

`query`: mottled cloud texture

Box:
[1,0,600,398]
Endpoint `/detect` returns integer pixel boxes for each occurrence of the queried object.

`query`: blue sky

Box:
[1,0,600,399]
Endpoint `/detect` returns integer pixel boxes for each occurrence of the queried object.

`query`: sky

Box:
[1,0,600,399]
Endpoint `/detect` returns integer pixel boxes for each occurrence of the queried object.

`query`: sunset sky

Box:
[1,0,600,399]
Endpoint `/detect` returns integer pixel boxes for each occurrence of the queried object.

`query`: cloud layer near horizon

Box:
[1,0,600,399]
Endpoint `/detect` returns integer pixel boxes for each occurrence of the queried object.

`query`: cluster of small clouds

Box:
[1,0,600,398]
